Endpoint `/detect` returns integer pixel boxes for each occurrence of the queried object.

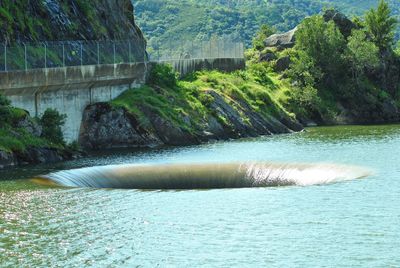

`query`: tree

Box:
[365,0,397,51]
[295,15,346,77]
[395,41,400,56]
[40,109,67,145]
[345,29,380,83]
[252,24,275,51]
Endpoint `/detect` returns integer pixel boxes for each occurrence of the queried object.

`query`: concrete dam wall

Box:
[0,58,245,142]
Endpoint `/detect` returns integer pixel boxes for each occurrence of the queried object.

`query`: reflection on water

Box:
[1,125,400,267]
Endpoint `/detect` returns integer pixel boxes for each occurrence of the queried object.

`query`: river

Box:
[0,125,399,267]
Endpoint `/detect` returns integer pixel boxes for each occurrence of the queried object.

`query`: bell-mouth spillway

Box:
[32,162,372,190]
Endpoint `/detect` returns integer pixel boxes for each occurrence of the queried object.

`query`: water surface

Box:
[1,125,399,267]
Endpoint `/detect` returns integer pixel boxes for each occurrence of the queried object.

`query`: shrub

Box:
[39,109,66,145]
[0,94,12,126]
[148,64,178,87]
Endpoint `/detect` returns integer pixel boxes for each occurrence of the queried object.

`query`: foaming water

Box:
[34,162,371,189]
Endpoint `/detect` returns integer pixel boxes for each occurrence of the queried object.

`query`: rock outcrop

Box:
[79,90,303,150]
[264,9,355,50]
[0,147,78,169]
[0,0,146,56]
[323,9,356,38]
[264,28,297,49]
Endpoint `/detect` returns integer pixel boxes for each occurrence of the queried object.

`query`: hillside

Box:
[133,0,399,49]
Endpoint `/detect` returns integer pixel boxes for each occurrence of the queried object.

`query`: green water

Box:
[1,125,400,267]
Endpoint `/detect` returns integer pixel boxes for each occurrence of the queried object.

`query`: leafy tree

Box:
[345,29,380,82]
[149,64,178,87]
[295,15,346,78]
[0,94,10,106]
[395,41,400,56]
[287,50,322,88]
[252,24,275,51]
[40,108,66,145]
[365,0,397,51]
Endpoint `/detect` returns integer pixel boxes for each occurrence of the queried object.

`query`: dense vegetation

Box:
[0,96,67,153]
[0,0,140,43]
[121,0,399,131]
[248,0,400,124]
[134,0,399,50]
[111,63,296,137]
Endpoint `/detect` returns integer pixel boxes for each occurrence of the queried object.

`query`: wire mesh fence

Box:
[147,38,245,61]
[0,40,146,72]
[0,38,244,72]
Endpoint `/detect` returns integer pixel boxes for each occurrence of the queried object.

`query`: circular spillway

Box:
[32,162,372,190]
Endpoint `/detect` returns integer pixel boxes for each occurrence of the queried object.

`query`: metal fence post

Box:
[128,41,131,63]
[4,43,7,72]
[113,42,116,64]
[217,39,220,58]
[80,42,83,66]
[62,43,65,67]
[209,40,212,58]
[44,44,47,69]
[24,44,27,71]
[143,41,147,62]
[169,39,172,60]
[97,42,100,65]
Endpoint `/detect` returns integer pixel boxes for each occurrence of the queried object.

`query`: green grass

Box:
[112,64,296,134]
[0,128,49,153]
[0,101,64,154]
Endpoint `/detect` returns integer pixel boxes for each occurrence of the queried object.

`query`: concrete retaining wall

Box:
[0,58,245,142]
[0,63,147,142]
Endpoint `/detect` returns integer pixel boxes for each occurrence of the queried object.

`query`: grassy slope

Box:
[0,107,58,153]
[111,66,295,134]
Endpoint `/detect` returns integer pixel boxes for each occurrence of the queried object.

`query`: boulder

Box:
[264,28,297,49]
[323,9,356,38]
[15,114,42,137]
[79,103,161,149]
[259,52,277,62]
[274,56,291,72]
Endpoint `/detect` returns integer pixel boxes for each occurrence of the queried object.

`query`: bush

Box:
[0,94,12,126]
[0,94,10,106]
[40,108,66,145]
[148,64,178,87]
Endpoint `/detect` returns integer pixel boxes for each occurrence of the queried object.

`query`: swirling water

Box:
[0,125,400,267]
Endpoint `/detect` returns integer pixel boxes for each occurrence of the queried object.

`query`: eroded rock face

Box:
[79,103,161,149]
[1,0,146,48]
[79,91,303,150]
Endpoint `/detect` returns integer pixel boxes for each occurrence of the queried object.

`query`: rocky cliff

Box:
[79,94,302,150]
[0,0,145,45]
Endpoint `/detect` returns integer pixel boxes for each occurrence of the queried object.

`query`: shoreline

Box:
[2,122,400,171]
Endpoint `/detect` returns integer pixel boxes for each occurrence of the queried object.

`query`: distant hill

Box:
[133,0,399,49]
